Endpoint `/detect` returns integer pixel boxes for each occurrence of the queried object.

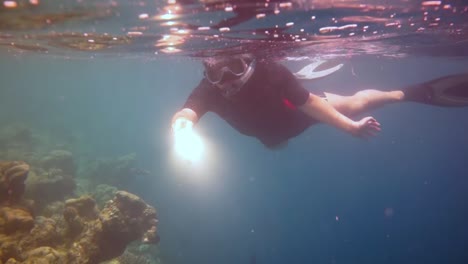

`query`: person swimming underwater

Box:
[171,54,468,149]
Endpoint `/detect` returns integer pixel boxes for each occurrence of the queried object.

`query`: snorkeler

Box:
[171,54,468,149]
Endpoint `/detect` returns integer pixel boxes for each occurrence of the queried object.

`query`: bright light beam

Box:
[173,123,204,164]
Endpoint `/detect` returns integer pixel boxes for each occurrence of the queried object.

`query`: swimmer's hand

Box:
[352,116,381,138]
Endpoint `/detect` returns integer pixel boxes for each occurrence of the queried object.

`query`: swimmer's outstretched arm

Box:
[299,93,381,138]
[171,108,199,131]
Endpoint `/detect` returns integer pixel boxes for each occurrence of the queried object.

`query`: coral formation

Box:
[0,124,162,263]
[0,161,30,205]
[0,160,160,263]
[0,206,34,234]
[40,150,75,176]
[64,191,159,263]
[102,251,157,264]
[106,242,164,264]
[83,153,150,187]
[92,184,118,209]
[25,168,75,210]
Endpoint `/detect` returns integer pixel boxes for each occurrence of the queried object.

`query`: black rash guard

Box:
[183,60,316,147]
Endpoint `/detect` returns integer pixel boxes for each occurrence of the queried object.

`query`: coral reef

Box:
[102,251,157,264]
[83,153,150,187]
[0,206,34,234]
[25,168,75,210]
[40,150,75,176]
[0,161,30,205]
[63,191,159,263]
[0,124,162,263]
[0,159,159,263]
[100,191,159,245]
[92,184,118,209]
[107,242,164,264]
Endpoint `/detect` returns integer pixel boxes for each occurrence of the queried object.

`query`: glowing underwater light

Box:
[173,123,204,164]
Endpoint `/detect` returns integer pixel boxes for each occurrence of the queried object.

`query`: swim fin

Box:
[294,60,344,80]
[404,72,468,107]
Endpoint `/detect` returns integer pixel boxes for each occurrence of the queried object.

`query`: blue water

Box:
[1,0,468,263]
[2,52,468,263]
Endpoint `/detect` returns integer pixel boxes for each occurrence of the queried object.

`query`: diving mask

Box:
[204,56,256,97]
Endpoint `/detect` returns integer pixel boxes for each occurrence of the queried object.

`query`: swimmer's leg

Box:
[324,90,404,117]
[325,73,468,116]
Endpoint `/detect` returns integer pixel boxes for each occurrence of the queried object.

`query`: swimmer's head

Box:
[203,54,256,97]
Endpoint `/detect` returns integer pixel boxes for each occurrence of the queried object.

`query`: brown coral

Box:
[0,207,34,234]
[63,196,99,239]
[1,191,159,263]
[68,191,159,262]
[40,150,75,176]
[0,157,159,264]
[65,196,99,221]
[25,168,75,210]
[0,161,30,205]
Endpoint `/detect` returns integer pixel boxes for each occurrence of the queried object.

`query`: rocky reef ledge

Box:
[0,160,159,264]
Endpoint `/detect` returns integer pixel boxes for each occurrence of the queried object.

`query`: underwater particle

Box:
[161,46,181,53]
[127,31,143,36]
[286,22,294,27]
[3,1,17,8]
[256,13,266,19]
[29,0,39,4]
[422,1,441,6]
[139,13,149,19]
[224,6,233,12]
[384,207,394,217]
[319,26,338,33]
[162,20,176,26]
[335,216,339,221]
[219,27,230,32]
[338,24,357,30]
[160,13,176,20]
